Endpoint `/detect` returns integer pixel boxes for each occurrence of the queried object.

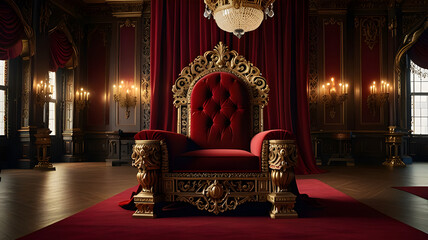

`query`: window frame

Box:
[409,60,428,135]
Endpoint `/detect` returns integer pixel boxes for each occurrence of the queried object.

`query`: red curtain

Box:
[408,30,428,69]
[49,30,73,72]
[150,0,322,174]
[0,1,24,60]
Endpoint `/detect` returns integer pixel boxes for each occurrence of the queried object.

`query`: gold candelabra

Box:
[75,88,90,111]
[367,80,389,115]
[113,80,138,119]
[35,80,53,106]
[321,77,348,118]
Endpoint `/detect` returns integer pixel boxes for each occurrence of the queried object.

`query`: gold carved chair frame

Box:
[131,42,298,219]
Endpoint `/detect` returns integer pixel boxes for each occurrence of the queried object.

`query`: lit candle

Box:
[87,92,89,101]
[345,84,348,94]
[322,84,325,96]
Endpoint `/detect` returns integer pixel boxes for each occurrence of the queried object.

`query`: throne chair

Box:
[131,42,299,219]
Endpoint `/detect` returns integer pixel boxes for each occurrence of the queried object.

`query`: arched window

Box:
[410,60,428,135]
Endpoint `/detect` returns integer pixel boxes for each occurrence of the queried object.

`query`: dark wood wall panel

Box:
[87,28,109,128]
[360,23,382,124]
[323,19,344,125]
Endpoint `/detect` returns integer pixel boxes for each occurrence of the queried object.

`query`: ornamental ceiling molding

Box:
[107,0,144,18]
[355,16,385,50]
[354,0,388,9]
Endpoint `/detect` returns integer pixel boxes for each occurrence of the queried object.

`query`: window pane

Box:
[49,102,55,135]
[49,71,56,100]
[0,60,5,86]
[0,90,5,135]
[422,81,428,92]
[410,60,428,134]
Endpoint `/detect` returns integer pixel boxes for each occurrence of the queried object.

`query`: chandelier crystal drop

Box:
[204,0,275,39]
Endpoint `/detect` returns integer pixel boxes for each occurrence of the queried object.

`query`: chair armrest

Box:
[134,130,188,160]
[250,129,295,157]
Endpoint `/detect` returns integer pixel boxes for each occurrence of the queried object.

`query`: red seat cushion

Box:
[172,149,260,173]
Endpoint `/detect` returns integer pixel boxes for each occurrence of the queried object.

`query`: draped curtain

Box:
[0,1,24,60]
[150,0,321,174]
[49,29,73,72]
[408,30,428,69]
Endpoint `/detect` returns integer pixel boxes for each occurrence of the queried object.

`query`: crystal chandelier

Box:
[204,0,275,38]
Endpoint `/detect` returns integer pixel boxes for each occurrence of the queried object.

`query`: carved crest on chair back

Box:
[172,42,270,136]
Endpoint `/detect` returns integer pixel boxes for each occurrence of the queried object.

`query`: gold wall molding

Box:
[324,17,342,25]
[355,16,385,50]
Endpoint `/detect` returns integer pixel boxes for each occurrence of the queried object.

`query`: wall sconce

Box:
[35,80,53,106]
[367,80,389,115]
[321,77,348,118]
[75,88,90,111]
[113,80,138,119]
[141,77,150,105]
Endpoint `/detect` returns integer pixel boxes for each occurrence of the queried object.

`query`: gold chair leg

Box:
[268,191,298,219]
[133,192,161,218]
[132,140,162,218]
[268,140,298,219]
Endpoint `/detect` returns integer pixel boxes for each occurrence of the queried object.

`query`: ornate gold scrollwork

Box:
[355,16,385,50]
[172,42,269,136]
[132,140,162,192]
[175,179,257,215]
[267,139,298,218]
[268,140,298,171]
[131,140,163,218]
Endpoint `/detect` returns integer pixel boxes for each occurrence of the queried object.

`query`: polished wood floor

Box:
[0,162,427,239]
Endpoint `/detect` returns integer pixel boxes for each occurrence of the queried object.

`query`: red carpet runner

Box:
[20,179,427,240]
[393,186,428,200]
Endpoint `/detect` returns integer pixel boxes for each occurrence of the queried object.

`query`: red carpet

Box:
[393,186,428,200]
[20,179,427,240]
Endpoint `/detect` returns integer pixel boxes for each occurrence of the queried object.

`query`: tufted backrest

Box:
[190,72,251,150]
[172,42,269,141]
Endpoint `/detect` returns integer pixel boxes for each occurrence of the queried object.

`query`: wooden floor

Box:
[0,162,427,239]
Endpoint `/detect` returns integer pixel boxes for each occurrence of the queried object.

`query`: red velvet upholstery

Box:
[250,129,296,158]
[134,130,188,162]
[190,72,251,150]
[172,149,260,172]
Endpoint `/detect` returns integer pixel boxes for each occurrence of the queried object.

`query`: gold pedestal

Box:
[133,192,160,218]
[34,128,55,171]
[383,126,405,167]
[268,192,298,219]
